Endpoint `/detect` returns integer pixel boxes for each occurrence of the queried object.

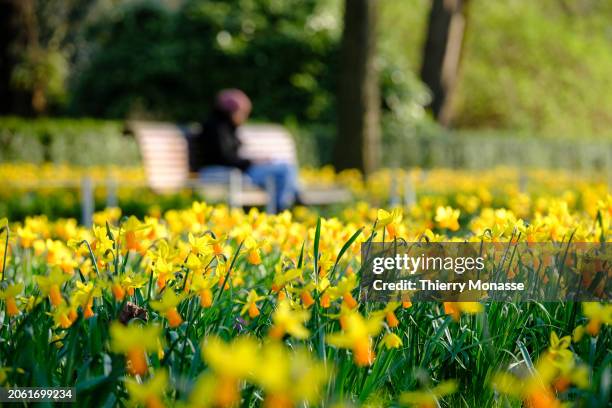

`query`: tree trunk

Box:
[420,0,469,126]
[0,0,21,114]
[334,0,381,174]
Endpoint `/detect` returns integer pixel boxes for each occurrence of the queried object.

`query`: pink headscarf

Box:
[215,89,252,116]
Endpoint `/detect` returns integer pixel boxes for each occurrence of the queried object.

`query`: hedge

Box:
[0,117,140,165]
[1,117,610,173]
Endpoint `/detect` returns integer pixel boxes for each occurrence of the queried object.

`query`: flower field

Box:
[0,163,609,221]
[0,167,610,407]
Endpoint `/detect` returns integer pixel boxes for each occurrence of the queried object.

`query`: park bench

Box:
[126,121,351,212]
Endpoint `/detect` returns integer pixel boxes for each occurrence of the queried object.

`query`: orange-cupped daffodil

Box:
[269,300,310,340]
[327,310,383,366]
[150,290,185,328]
[110,322,162,376]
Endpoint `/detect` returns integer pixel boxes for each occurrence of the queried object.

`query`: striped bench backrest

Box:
[237,124,297,166]
[129,121,297,193]
[131,121,190,193]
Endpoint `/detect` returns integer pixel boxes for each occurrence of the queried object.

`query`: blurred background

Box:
[0,0,611,220]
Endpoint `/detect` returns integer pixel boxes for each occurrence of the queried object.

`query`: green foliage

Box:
[285,121,336,166]
[383,127,612,171]
[6,0,612,169]
[453,0,612,138]
[7,0,95,114]
[0,117,139,165]
[7,0,612,143]
[379,0,612,139]
[1,116,608,172]
[0,188,199,222]
[11,49,69,110]
[70,0,342,123]
[68,0,428,131]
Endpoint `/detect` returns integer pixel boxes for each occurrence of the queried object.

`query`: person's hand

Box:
[253,156,273,164]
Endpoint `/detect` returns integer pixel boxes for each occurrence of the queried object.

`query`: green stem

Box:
[76,240,101,278]
[216,240,244,302]
[1,226,9,282]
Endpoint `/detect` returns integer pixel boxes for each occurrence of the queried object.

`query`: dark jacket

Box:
[188,110,252,171]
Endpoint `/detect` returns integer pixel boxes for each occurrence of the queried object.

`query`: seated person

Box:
[190,89,299,211]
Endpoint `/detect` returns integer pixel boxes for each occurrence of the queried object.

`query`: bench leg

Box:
[265,175,276,214]
[106,177,118,208]
[81,176,94,227]
[229,169,242,208]
[389,169,400,207]
[404,173,416,207]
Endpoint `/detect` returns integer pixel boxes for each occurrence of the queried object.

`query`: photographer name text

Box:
[371,279,525,292]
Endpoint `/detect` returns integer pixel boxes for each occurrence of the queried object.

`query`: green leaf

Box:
[330,227,363,281]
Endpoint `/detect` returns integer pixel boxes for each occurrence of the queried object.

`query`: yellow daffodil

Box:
[547,331,572,363]
[434,206,460,231]
[254,342,327,408]
[150,290,184,327]
[191,202,211,225]
[17,226,38,248]
[199,336,259,406]
[207,235,227,256]
[71,281,101,319]
[35,268,71,307]
[327,311,383,366]
[91,225,114,262]
[0,282,23,317]
[572,325,585,342]
[191,272,218,308]
[327,274,359,309]
[373,301,401,328]
[239,289,265,318]
[110,323,162,376]
[399,380,457,408]
[269,300,310,340]
[582,302,612,336]
[271,267,302,293]
[122,216,150,254]
[50,302,78,329]
[377,208,403,239]
[93,207,121,226]
[296,282,316,309]
[315,252,335,277]
[491,345,576,408]
[443,301,483,321]
[188,233,213,257]
[45,239,78,274]
[244,237,263,265]
[125,369,167,408]
[381,332,403,349]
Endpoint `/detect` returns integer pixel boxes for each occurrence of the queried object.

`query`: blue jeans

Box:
[246,162,298,211]
[199,163,298,211]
